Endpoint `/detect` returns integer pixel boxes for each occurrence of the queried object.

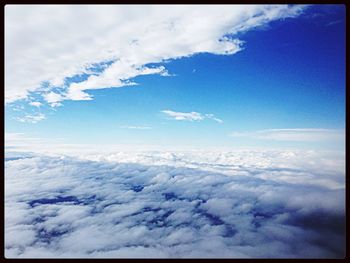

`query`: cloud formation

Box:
[230,128,345,142]
[162,110,223,123]
[120,126,152,130]
[5,5,305,105]
[29,102,42,107]
[5,150,345,258]
[15,113,46,124]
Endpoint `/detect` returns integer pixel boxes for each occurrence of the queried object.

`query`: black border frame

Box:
[1,1,348,262]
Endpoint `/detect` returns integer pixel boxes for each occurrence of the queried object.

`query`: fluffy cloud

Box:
[43,92,64,107]
[162,110,223,123]
[29,102,42,107]
[5,150,345,258]
[230,128,345,142]
[66,64,169,101]
[5,5,306,104]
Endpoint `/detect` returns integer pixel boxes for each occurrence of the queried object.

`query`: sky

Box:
[5,4,346,152]
[4,5,346,258]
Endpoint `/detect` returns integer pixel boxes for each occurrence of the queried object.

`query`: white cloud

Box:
[15,113,46,123]
[4,132,168,154]
[162,110,204,121]
[29,101,42,107]
[5,5,306,104]
[162,110,223,123]
[204,113,224,123]
[120,125,152,130]
[5,133,65,152]
[43,92,64,107]
[5,150,345,258]
[230,128,345,142]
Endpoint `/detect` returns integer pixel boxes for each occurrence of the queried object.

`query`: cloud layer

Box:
[230,129,345,142]
[5,5,305,106]
[5,150,345,258]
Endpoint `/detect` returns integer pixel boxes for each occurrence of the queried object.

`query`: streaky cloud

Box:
[162,110,223,123]
[230,128,345,142]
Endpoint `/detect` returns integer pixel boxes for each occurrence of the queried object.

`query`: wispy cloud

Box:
[5,5,306,106]
[326,20,342,26]
[204,113,224,123]
[230,128,344,142]
[162,110,204,121]
[15,113,46,123]
[120,125,152,130]
[5,132,62,147]
[162,110,223,123]
[5,132,162,153]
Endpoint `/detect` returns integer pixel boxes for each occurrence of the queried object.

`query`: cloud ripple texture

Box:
[5,150,345,258]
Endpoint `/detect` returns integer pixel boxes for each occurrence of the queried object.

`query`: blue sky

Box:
[5,4,345,151]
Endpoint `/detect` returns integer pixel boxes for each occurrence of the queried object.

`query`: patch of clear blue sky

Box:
[5,4,345,150]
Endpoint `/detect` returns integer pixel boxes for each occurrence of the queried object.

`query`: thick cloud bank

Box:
[5,151,345,258]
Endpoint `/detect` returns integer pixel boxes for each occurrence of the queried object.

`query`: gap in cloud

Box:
[63,73,91,87]
[85,60,116,74]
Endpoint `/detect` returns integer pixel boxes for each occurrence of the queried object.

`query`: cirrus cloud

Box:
[162,110,223,123]
[120,125,152,130]
[15,113,46,124]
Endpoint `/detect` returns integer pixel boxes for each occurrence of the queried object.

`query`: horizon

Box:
[5,4,345,153]
[4,4,346,259]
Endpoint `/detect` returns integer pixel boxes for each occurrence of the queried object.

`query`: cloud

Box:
[162,110,223,123]
[162,110,204,121]
[15,113,46,124]
[5,133,66,152]
[29,101,42,107]
[230,128,345,142]
[5,5,306,105]
[326,20,342,26]
[43,92,64,107]
[5,149,345,258]
[120,126,152,130]
[204,113,224,123]
[4,132,170,154]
